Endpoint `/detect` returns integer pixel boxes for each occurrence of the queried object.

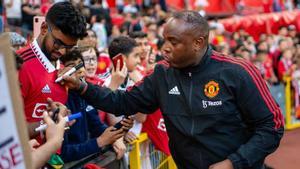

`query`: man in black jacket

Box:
[61,11,284,169]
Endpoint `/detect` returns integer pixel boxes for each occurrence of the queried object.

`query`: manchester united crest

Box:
[204,81,220,98]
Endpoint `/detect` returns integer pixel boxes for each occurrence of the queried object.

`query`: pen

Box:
[55,62,84,83]
[35,112,82,132]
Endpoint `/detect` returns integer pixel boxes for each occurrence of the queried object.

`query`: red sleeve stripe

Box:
[23,55,36,62]
[211,53,284,129]
[19,48,32,59]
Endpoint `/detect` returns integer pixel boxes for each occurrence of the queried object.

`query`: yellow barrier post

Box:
[129,133,148,169]
[284,76,300,130]
[285,76,292,129]
[129,133,177,169]
[167,156,177,169]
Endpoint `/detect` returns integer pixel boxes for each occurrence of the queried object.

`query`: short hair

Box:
[60,49,83,65]
[128,31,147,39]
[256,49,268,55]
[108,36,138,59]
[46,2,87,39]
[278,38,286,45]
[241,48,251,53]
[77,46,99,58]
[172,11,209,38]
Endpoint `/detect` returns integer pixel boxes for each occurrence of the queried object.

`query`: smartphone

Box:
[112,53,124,70]
[113,116,129,131]
[33,16,45,39]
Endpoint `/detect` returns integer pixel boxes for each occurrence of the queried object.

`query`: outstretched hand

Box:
[57,66,82,90]
[97,126,125,148]
[43,111,66,149]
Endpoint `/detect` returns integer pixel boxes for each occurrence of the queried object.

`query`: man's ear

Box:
[40,22,48,36]
[194,37,205,51]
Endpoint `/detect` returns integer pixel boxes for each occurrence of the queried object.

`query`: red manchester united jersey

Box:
[18,39,68,122]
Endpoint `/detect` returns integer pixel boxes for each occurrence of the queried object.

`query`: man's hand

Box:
[112,138,126,159]
[209,159,234,169]
[120,116,134,131]
[97,126,125,148]
[57,66,82,90]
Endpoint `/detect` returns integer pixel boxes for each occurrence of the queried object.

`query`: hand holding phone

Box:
[112,53,124,71]
[113,116,133,131]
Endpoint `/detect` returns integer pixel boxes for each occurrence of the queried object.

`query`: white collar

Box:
[30,39,60,73]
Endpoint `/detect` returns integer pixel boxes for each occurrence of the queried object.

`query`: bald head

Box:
[171,11,209,41]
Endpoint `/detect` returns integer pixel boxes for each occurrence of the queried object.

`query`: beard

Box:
[41,37,55,61]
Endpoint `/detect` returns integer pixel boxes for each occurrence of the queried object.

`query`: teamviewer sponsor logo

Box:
[202,100,222,109]
[168,86,180,95]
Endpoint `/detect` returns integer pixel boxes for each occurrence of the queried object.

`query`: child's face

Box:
[82,48,98,77]
[64,58,85,79]
[135,37,149,60]
[283,50,293,59]
[124,46,141,72]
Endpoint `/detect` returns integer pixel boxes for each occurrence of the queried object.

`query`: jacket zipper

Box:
[189,72,194,136]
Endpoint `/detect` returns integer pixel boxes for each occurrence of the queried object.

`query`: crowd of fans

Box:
[1,0,300,169]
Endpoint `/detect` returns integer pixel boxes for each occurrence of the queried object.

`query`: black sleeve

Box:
[227,63,284,169]
[82,69,160,116]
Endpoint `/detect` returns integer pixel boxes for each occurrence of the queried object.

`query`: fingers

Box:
[59,107,70,117]
[29,139,40,148]
[121,117,134,130]
[57,66,72,77]
[112,63,116,73]
[46,97,56,112]
[113,146,123,160]
[57,114,67,127]
[121,62,127,73]
[125,132,138,143]
[67,119,76,127]
[116,59,121,71]
[111,128,125,135]
[62,75,74,83]
[114,132,125,141]
[43,111,55,125]
[109,127,125,141]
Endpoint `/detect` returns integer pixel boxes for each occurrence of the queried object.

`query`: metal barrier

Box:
[129,133,177,169]
[284,76,300,130]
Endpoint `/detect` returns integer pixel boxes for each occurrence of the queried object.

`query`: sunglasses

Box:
[48,25,76,50]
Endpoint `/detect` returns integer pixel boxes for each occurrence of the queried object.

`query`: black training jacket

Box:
[82,46,284,169]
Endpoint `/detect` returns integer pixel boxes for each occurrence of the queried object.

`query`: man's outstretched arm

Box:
[63,69,160,116]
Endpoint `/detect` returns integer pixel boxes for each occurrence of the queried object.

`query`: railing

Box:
[129,133,177,169]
